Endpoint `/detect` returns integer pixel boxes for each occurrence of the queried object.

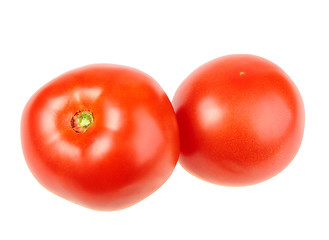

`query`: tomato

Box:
[173,55,304,186]
[21,64,180,211]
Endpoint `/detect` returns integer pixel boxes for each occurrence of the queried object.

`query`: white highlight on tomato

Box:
[105,106,123,131]
[198,97,224,128]
[87,133,113,160]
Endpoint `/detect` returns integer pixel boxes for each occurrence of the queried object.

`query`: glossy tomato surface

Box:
[21,64,180,211]
[173,55,304,186]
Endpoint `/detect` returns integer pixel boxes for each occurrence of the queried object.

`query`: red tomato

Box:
[21,64,180,211]
[173,55,304,186]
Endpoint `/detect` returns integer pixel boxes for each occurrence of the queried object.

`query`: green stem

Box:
[71,110,94,133]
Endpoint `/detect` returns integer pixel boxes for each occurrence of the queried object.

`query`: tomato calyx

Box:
[71,110,94,133]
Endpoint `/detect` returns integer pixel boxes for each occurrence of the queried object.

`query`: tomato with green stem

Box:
[21,64,180,211]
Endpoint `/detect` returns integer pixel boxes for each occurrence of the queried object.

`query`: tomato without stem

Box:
[21,64,180,211]
[173,55,304,186]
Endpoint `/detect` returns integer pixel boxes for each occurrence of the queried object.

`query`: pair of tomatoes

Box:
[21,55,305,211]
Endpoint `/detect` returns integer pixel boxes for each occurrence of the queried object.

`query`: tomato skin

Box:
[173,55,304,186]
[21,64,180,211]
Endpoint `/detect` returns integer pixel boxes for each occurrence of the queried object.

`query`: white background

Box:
[1,0,328,239]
